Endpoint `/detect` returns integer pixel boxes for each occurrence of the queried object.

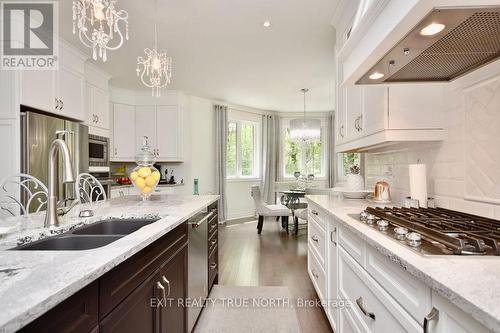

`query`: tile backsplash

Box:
[365,69,500,220]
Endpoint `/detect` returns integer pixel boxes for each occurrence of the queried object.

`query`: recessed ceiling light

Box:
[263,20,271,28]
[420,23,445,36]
[369,72,384,80]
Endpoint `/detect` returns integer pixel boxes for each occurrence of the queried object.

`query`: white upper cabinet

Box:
[20,70,56,112]
[86,84,110,130]
[135,106,157,153]
[112,103,136,160]
[335,83,445,152]
[156,105,181,160]
[19,42,86,121]
[56,66,85,121]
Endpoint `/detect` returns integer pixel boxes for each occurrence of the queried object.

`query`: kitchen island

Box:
[0,194,219,333]
[306,194,500,333]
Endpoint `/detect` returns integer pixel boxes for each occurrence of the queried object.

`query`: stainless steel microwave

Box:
[88,134,109,166]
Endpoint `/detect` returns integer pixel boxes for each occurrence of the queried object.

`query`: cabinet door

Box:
[362,86,387,135]
[158,244,188,333]
[156,106,180,160]
[327,221,338,332]
[388,84,444,130]
[344,86,363,141]
[20,70,56,112]
[112,104,136,160]
[58,67,85,121]
[93,87,110,130]
[336,86,347,144]
[135,106,158,153]
[429,291,490,333]
[100,270,160,333]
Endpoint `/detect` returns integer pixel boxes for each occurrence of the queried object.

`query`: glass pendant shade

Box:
[290,88,321,142]
[289,118,321,141]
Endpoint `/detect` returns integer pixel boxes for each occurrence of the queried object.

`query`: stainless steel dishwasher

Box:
[187,209,217,332]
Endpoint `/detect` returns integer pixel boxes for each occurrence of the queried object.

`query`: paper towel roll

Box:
[409,164,428,208]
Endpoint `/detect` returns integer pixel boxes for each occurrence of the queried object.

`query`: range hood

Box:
[357,7,500,84]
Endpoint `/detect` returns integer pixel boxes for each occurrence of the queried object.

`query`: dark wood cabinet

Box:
[158,245,188,333]
[21,222,189,333]
[207,202,219,290]
[19,281,98,333]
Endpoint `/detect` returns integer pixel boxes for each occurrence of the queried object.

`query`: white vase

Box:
[347,174,364,191]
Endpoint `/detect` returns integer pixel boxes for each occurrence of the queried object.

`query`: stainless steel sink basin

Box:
[72,218,159,235]
[12,235,122,251]
[10,218,160,251]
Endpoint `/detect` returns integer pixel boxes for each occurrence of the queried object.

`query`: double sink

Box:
[11,218,160,251]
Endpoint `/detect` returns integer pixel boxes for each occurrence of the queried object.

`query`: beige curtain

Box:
[261,114,280,204]
[215,104,228,222]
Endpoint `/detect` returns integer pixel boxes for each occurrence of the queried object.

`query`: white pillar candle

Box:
[409,164,428,208]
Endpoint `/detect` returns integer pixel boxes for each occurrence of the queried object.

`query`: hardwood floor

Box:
[218,218,333,333]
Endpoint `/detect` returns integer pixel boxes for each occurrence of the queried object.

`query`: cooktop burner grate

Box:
[357,207,500,255]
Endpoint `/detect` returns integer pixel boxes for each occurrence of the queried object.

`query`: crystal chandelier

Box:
[290,89,321,141]
[72,0,129,62]
[136,0,172,97]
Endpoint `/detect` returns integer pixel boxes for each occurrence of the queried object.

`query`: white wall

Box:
[365,60,500,219]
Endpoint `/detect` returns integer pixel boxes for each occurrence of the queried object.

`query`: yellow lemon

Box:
[138,167,151,178]
[130,171,138,181]
[145,175,156,187]
[142,186,152,194]
[151,171,161,181]
[134,177,146,189]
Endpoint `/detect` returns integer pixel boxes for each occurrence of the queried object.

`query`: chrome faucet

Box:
[44,139,75,228]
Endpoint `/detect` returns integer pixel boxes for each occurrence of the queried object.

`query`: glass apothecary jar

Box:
[129,137,160,200]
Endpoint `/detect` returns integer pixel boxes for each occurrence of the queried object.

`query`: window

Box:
[282,119,327,179]
[339,153,361,179]
[227,119,260,179]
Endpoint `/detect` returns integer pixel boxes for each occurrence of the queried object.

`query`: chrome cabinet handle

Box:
[210,223,217,230]
[162,276,171,297]
[311,210,319,216]
[423,307,439,333]
[96,115,99,123]
[356,297,375,320]
[355,117,359,131]
[340,125,344,138]
[157,281,166,301]
[311,235,319,242]
[55,98,59,110]
[311,268,319,279]
[114,148,117,155]
[211,239,217,246]
[210,262,217,270]
[330,230,337,246]
[60,99,64,110]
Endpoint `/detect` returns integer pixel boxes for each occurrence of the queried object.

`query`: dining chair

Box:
[251,185,291,234]
[0,173,48,217]
[76,173,107,205]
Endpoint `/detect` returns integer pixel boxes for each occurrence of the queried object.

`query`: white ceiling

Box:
[58,0,337,112]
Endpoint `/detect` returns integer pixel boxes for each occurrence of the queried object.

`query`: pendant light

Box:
[289,88,321,142]
[136,0,172,97]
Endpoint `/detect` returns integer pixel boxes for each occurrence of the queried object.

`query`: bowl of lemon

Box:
[130,137,160,200]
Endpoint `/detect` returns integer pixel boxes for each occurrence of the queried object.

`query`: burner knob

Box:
[406,232,422,247]
[394,227,409,236]
[366,214,376,224]
[377,219,389,231]
[360,211,369,220]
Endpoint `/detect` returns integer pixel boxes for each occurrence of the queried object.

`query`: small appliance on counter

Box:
[371,181,391,203]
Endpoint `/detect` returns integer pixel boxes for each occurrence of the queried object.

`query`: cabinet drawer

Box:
[366,246,431,323]
[338,247,421,333]
[209,229,218,254]
[20,282,98,333]
[208,245,218,289]
[308,202,328,229]
[99,223,188,318]
[308,216,326,266]
[308,244,326,301]
[208,213,218,239]
[338,224,365,266]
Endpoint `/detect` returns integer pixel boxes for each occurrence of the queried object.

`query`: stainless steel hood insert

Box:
[357,7,500,84]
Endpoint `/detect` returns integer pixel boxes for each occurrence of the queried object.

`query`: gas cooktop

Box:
[349,207,500,256]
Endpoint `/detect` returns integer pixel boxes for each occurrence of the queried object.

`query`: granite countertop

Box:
[306,194,500,333]
[0,194,219,333]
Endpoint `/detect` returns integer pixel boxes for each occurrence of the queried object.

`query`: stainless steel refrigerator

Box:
[20,109,89,212]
